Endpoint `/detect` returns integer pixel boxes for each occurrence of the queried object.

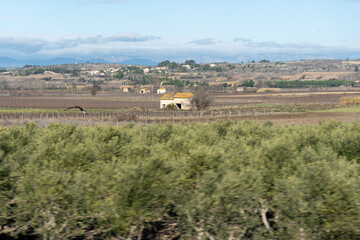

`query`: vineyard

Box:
[1,90,360,125]
[1,104,360,126]
[0,90,358,109]
[0,93,160,109]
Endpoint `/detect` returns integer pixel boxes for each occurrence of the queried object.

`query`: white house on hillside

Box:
[157,88,166,94]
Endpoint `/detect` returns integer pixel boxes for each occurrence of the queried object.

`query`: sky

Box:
[1,0,360,63]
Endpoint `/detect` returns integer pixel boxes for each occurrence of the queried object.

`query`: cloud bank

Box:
[0,33,161,56]
[189,38,217,45]
[0,33,359,63]
[233,38,326,51]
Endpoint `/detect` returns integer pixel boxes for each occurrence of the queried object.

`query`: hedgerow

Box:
[1,121,360,239]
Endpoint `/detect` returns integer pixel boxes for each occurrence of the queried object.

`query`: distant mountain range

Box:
[0,57,158,68]
[1,54,359,68]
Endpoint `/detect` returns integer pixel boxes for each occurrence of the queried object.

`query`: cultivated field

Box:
[1,89,360,126]
[1,89,359,109]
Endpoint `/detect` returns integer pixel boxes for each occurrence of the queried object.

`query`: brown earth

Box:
[1,91,360,126]
[1,91,359,109]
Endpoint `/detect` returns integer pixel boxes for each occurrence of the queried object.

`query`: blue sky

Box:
[1,0,360,62]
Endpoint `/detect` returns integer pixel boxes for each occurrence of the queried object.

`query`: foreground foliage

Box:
[1,121,360,239]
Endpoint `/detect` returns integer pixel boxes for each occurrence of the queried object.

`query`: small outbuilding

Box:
[157,87,166,94]
[237,87,244,92]
[140,87,150,94]
[120,85,134,93]
[160,92,193,110]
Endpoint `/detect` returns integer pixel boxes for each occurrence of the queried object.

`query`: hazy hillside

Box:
[0,57,158,68]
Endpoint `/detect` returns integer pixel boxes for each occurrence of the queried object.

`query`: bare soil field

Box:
[0,94,160,109]
[1,90,360,126]
[213,91,360,105]
[1,90,359,109]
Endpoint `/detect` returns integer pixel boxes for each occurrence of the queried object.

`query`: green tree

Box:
[2,122,360,239]
[241,79,255,87]
[184,59,196,66]
[158,60,171,67]
[169,62,179,70]
[114,70,124,79]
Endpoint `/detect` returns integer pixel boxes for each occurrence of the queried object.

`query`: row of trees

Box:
[158,60,225,72]
[1,121,360,239]
[264,79,355,88]
[113,66,145,80]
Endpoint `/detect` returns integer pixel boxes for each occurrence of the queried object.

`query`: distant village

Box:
[1,59,360,96]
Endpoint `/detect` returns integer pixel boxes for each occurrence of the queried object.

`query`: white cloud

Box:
[189,38,217,45]
[0,33,161,56]
[0,17,17,21]
[1,34,360,62]
[104,33,161,42]
[233,38,327,51]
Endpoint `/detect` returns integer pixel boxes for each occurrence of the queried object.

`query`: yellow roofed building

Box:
[157,87,167,94]
[160,92,193,110]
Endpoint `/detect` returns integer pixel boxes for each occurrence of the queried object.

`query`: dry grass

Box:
[346,61,360,65]
[216,91,358,98]
[317,106,360,113]
[281,72,350,81]
[339,96,360,106]
[256,88,281,93]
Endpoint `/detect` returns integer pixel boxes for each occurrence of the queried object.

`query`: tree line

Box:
[264,79,355,88]
[1,121,360,239]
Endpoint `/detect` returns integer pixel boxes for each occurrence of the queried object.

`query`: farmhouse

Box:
[160,92,193,110]
[120,85,134,93]
[157,87,166,94]
[140,87,150,94]
[237,87,244,92]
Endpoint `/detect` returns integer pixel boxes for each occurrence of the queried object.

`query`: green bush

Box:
[165,103,178,111]
[1,121,360,239]
[264,79,355,88]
